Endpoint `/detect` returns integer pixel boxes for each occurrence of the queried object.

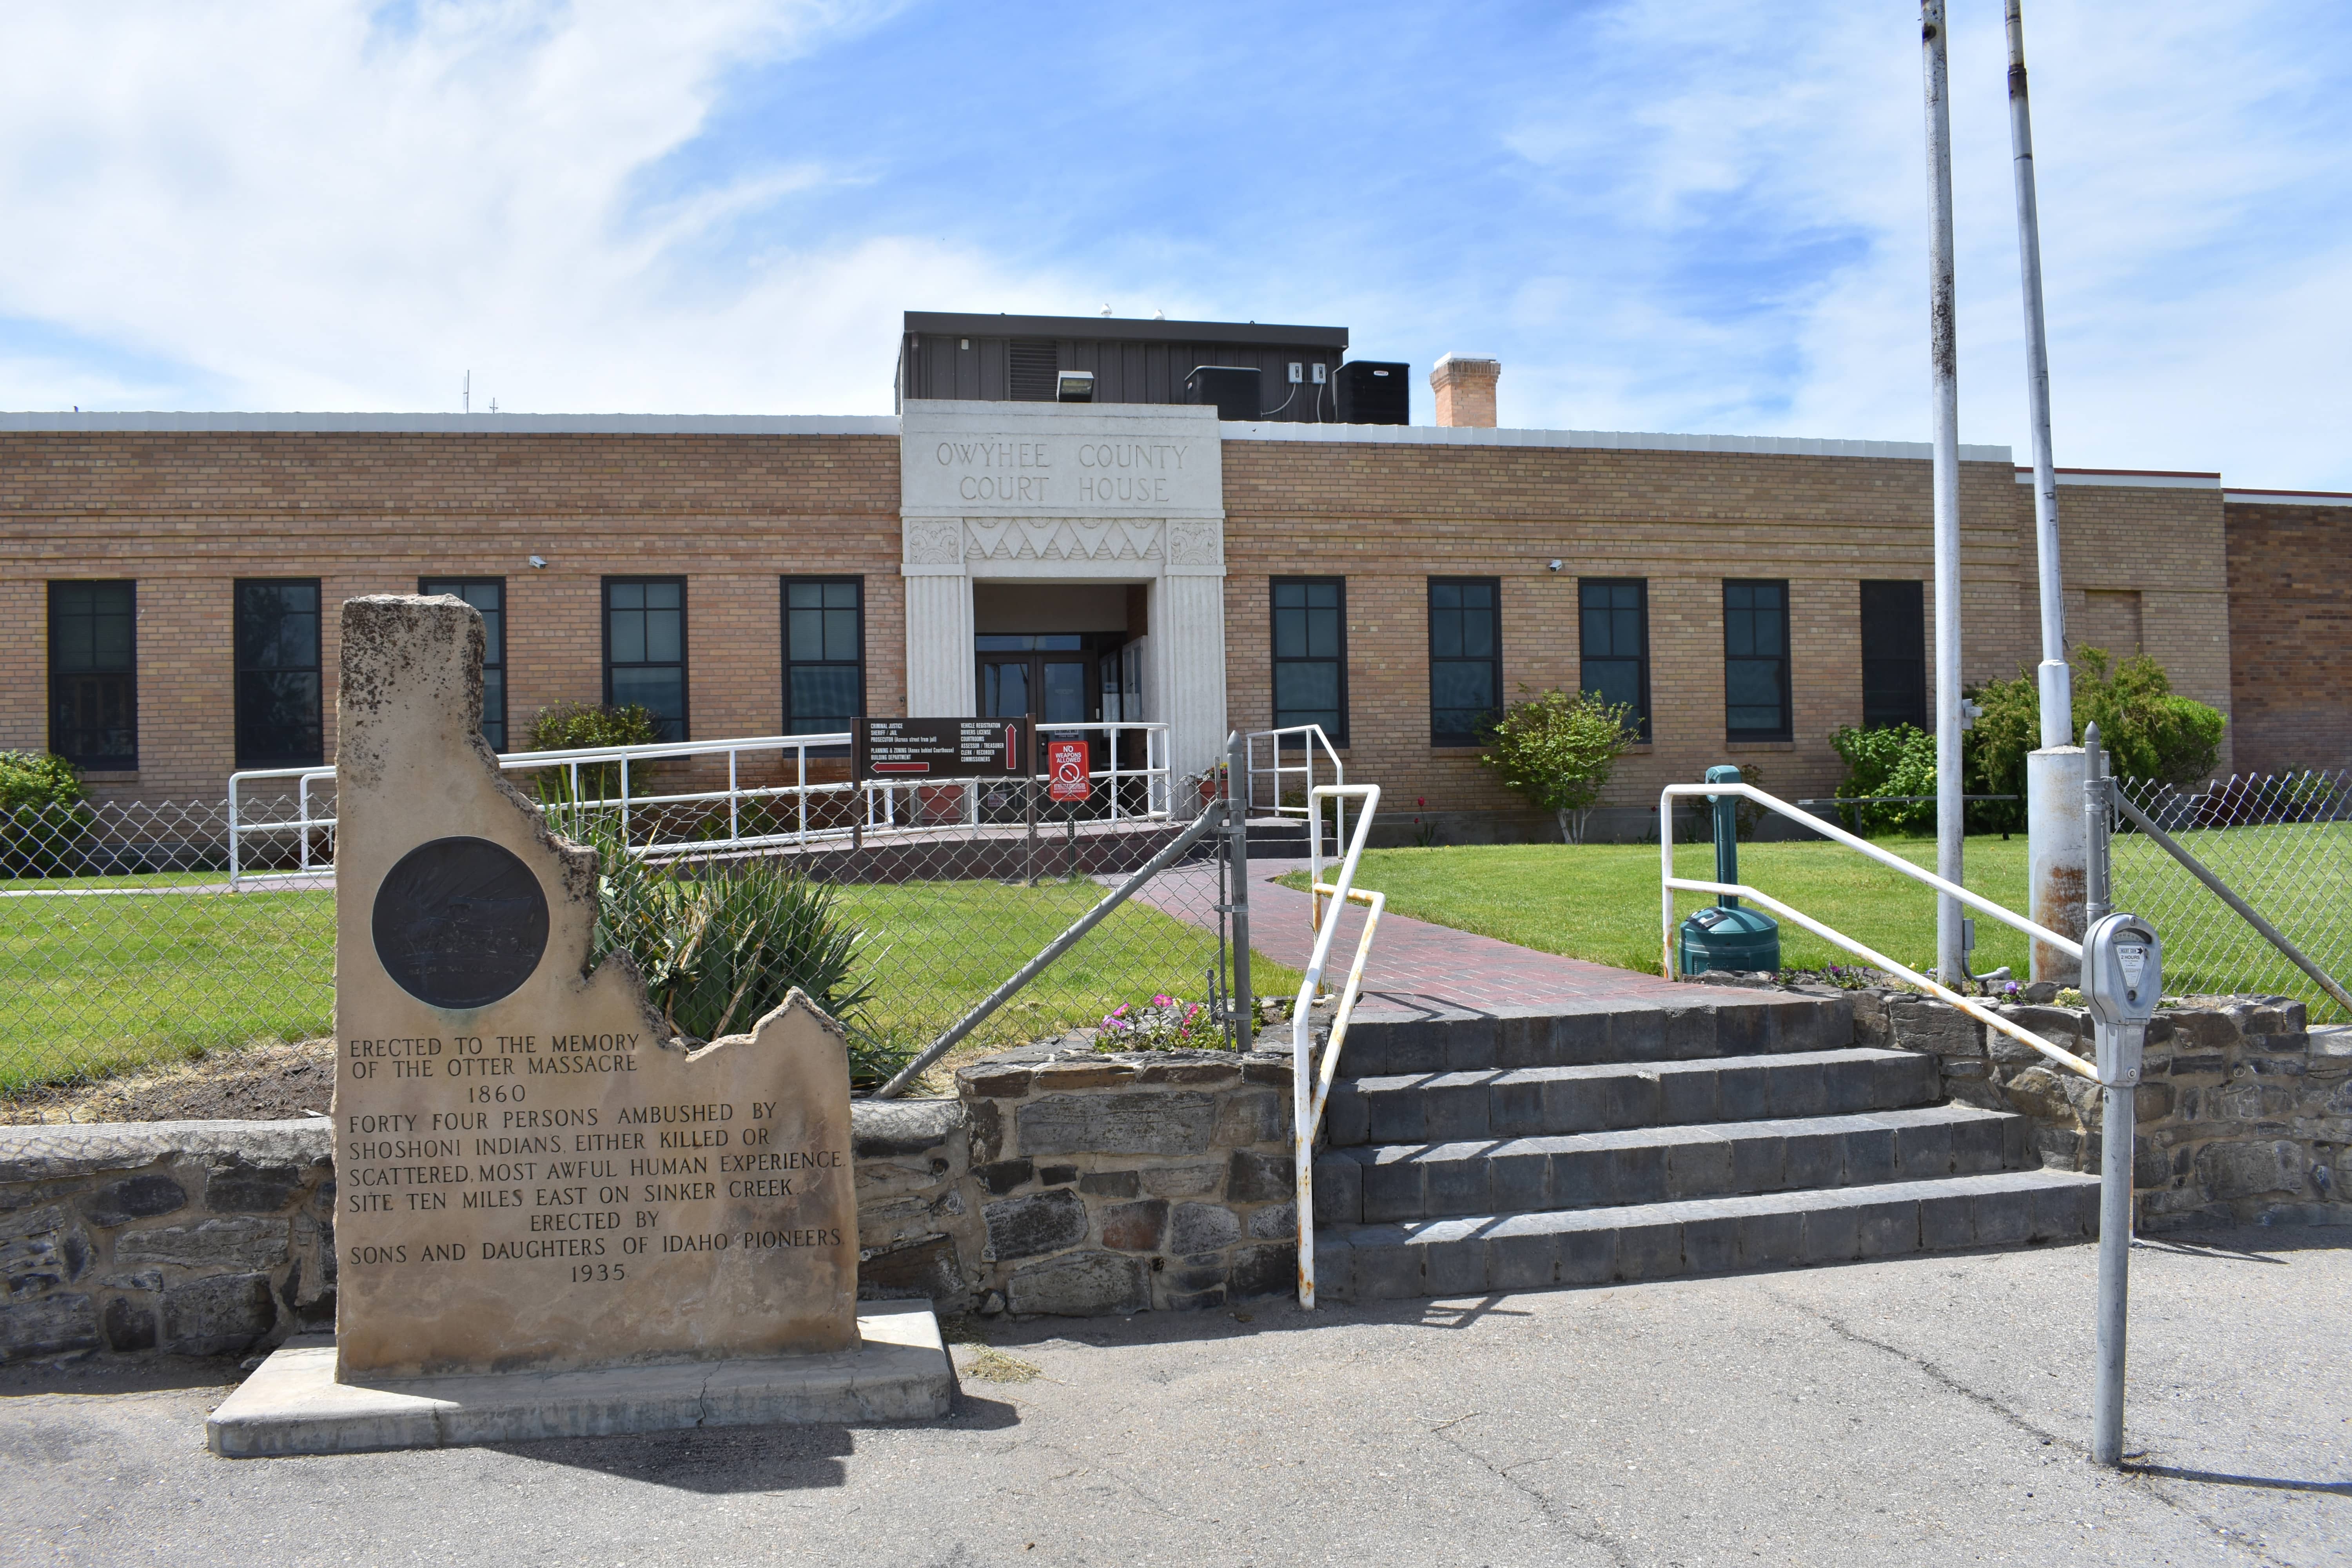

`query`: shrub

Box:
[1479,686,1641,843]
[1964,647,2226,829]
[1829,724,1936,836]
[524,701,661,802]
[571,818,900,1087]
[0,751,93,877]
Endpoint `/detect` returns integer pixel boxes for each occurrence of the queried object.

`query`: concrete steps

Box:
[1309,990,2096,1303]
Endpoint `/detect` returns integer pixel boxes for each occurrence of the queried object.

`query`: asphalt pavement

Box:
[3,1227,2345,1567]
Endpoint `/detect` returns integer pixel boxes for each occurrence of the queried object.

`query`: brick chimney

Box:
[1430,354,1500,428]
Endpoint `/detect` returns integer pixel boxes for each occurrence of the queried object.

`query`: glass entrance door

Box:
[977,635,1099,726]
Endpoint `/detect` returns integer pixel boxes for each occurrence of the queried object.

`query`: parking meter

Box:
[2080,909,2159,1468]
[2080,912,2161,1087]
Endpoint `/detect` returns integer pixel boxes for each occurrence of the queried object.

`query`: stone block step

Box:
[1311,1169,2102,1303]
[1312,1104,2032,1226]
[1338,996,1854,1078]
[1323,1048,1938,1148]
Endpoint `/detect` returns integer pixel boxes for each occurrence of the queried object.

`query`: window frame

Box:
[1722,578,1793,743]
[780,575,866,744]
[1858,579,1928,731]
[232,577,325,769]
[1426,575,1504,748]
[418,575,509,751]
[47,579,138,771]
[1577,577,1651,743]
[601,575,690,743]
[1268,575,1349,746]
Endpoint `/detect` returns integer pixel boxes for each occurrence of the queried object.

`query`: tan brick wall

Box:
[1,432,902,802]
[4,429,2239,819]
[2225,501,2352,775]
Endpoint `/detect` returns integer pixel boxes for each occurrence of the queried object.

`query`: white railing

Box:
[1291,782,1383,1309]
[1245,724,1347,837]
[1658,779,2103,1084]
[226,722,1175,887]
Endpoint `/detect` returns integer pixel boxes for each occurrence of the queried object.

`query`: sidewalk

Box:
[1136,858,1773,1017]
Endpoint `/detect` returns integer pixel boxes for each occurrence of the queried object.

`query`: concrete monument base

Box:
[207,1300,954,1457]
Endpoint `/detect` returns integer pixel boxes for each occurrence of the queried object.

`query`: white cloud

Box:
[0,0,1048,414]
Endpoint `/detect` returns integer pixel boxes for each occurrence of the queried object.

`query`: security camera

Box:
[1547,559,1563,572]
[528,555,548,569]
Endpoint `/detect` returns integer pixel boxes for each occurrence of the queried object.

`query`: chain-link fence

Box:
[2,777,1293,1104]
[2112,769,2352,1023]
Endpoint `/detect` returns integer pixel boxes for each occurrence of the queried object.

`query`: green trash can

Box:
[1677,764,1782,976]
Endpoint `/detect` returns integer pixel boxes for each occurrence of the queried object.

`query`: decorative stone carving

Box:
[902,519,963,566]
[1164,520,1223,572]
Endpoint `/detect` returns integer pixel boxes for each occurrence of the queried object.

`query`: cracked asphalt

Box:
[4,1226,2345,1567]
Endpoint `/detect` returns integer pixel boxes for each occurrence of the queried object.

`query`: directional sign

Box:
[1046,739,1091,802]
[855,717,1030,782]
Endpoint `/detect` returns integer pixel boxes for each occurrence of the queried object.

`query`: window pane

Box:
[609,668,685,739]
[1430,608,1461,658]
[824,582,857,609]
[1459,608,1495,658]
[789,666,860,723]
[1301,607,1334,660]
[481,668,506,751]
[610,611,645,664]
[1432,661,1496,714]
[823,608,859,661]
[1275,663,1339,713]
[1584,660,1640,711]
[1307,582,1337,608]
[609,582,644,610]
[788,581,822,609]
[644,608,682,663]
[1273,582,1305,609]
[643,582,680,610]
[788,611,824,662]
[1431,582,1461,610]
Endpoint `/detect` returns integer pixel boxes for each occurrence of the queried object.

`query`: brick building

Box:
[4,311,2342,837]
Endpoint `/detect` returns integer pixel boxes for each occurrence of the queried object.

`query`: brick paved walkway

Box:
[1134,859,1779,1018]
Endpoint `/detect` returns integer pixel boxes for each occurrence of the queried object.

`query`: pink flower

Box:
[1152,993,1172,1007]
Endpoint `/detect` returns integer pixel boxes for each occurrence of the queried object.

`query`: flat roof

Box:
[2223,486,2352,507]
[902,311,1348,350]
[0,412,899,435]
[1227,420,2015,464]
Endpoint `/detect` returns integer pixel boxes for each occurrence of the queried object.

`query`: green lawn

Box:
[1281,835,2033,980]
[0,875,1303,1093]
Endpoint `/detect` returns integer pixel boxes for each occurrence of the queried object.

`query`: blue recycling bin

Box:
[1677,764,1782,976]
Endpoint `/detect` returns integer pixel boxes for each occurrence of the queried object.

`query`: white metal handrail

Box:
[1292,782,1383,1309]
[1246,724,1346,831]
[1659,779,2105,1084]
[226,722,1176,886]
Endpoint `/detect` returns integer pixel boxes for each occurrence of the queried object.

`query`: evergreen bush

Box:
[0,751,92,877]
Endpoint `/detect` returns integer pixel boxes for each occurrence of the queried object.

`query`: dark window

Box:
[47,581,137,770]
[1270,577,1347,742]
[1724,580,1791,741]
[234,579,323,768]
[782,577,864,737]
[1579,578,1650,741]
[603,577,687,742]
[1859,580,1928,731]
[419,577,508,750]
[1428,577,1502,746]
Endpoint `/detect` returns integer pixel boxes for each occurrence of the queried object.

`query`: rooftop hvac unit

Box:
[1335,361,1408,425]
[1184,365,1262,421]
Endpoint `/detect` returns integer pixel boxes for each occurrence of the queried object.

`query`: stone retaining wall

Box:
[1853,991,2352,1229]
[0,1121,336,1363]
[0,1046,1299,1363]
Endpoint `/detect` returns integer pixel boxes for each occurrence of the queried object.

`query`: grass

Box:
[1281,834,2034,980]
[0,873,1304,1095]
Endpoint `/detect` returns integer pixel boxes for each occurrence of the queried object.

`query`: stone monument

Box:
[209,596,950,1455]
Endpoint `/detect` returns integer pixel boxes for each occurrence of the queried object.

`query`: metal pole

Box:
[2007,0,2071,747]
[2093,1020,2141,1465]
[2084,723,2111,927]
[1924,1,1965,986]
[1227,731,1254,1050]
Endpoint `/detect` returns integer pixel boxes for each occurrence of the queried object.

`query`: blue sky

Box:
[3,1,2348,487]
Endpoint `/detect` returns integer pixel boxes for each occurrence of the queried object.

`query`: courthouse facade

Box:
[4,311,2345,838]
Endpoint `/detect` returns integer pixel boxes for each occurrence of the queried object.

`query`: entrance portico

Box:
[899,401,1229,782]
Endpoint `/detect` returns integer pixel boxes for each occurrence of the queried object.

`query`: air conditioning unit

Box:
[1335,361,1409,425]
[1184,365,1263,421]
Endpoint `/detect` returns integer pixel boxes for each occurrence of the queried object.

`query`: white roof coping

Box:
[0,411,901,435]
[1222,419,2013,463]
[2013,466,2221,490]
[2223,487,2352,507]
